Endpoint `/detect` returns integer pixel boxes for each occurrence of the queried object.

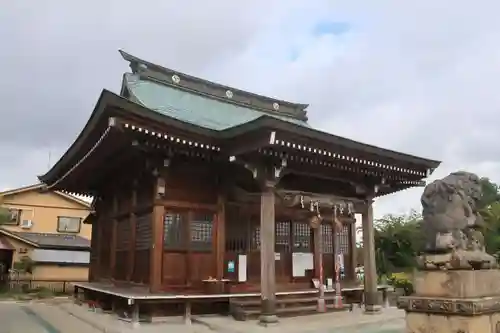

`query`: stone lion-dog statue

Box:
[417,171,497,270]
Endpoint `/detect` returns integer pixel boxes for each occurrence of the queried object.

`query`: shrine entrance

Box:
[223,200,353,292]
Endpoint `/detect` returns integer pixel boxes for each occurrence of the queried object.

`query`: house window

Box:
[57,216,82,233]
[0,208,21,225]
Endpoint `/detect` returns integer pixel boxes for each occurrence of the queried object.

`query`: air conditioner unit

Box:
[20,220,33,229]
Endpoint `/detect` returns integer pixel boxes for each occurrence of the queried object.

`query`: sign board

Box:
[227,261,235,273]
[237,255,247,282]
[292,252,314,277]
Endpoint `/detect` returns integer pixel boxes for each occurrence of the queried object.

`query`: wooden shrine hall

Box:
[38,50,441,323]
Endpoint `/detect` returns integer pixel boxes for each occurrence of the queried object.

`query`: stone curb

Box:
[192,311,404,333]
[0,296,71,304]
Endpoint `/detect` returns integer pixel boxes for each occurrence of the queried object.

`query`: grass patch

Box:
[0,286,59,300]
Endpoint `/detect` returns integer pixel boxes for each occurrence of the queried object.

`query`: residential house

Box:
[0,184,92,281]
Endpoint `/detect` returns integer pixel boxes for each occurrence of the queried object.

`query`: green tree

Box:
[374,210,424,275]
[0,207,9,224]
[477,178,500,255]
[482,202,500,255]
[478,178,500,210]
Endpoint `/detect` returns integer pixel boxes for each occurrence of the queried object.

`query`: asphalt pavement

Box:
[0,302,102,333]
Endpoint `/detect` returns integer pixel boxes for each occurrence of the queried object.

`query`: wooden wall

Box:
[88,154,155,286]
[87,154,356,292]
[160,158,219,290]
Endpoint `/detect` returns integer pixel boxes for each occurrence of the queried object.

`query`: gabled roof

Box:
[38,50,442,193]
[0,184,91,209]
[0,228,90,250]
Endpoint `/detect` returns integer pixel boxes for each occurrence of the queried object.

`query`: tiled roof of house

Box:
[0,229,90,250]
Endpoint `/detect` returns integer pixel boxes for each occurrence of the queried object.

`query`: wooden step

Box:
[230,292,350,321]
[232,295,339,307]
[232,303,350,321]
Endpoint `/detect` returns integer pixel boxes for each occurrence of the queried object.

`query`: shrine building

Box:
[38,50,440,324]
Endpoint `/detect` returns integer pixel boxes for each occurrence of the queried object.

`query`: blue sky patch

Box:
[288,47,300,61]
[312,21,350,36]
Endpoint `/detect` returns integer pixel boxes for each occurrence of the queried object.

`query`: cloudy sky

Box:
[1,1,499,218]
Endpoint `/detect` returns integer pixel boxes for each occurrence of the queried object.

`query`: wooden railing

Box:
[1,277,87,295]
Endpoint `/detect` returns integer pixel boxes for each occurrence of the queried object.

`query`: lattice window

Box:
[190,213,213,251]
[163,212,186,250]
[336,224,350,254]
[293,222,311,252]
[321,224,333,254]
[275,221,290,252]
[225,209,248,253]
[135,213,152,250]
[116,218,132,251]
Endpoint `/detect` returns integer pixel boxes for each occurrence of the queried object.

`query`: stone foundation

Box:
[398,270,500,333]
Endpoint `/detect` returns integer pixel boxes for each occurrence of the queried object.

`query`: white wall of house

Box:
[31,249,90,264]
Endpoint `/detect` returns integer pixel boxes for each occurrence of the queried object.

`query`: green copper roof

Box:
[123,73,310,131]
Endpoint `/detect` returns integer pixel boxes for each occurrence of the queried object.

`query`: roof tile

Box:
[5,230,90,249]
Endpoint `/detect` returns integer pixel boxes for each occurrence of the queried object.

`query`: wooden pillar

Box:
[150,177,165,293]
[313,226,321,280]
[347,221,357,281]
[215,194,226,280]
[110,195,118,280]
[88,216,97,281]
[362,199,380,313]
[332,217,342,306]
[127,184,137,281]
[95,215,102,280]
[186,211,193,286]
[259,180,278,325]
[312,220,325,312]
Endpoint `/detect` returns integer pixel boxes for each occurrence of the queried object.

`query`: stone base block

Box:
[406,312,500,333]
[414,269,500,298]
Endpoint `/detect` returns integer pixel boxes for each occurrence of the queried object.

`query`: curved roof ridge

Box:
[119,50,309,121]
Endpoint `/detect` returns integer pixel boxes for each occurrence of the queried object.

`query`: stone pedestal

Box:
[398,269,500,333]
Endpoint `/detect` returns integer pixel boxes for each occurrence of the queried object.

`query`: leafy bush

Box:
[388,272,414,295]
[12,256,35,274]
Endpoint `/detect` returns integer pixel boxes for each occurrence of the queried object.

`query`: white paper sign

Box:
[292,252,314,277]
[238,255,247,282]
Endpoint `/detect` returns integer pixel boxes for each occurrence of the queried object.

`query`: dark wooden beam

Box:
[222,130,275,156]
[215,194,226,280]
[95,215,102,280]
[127,181,137,281]
[110,193,118,280]
[160,200,217,211]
